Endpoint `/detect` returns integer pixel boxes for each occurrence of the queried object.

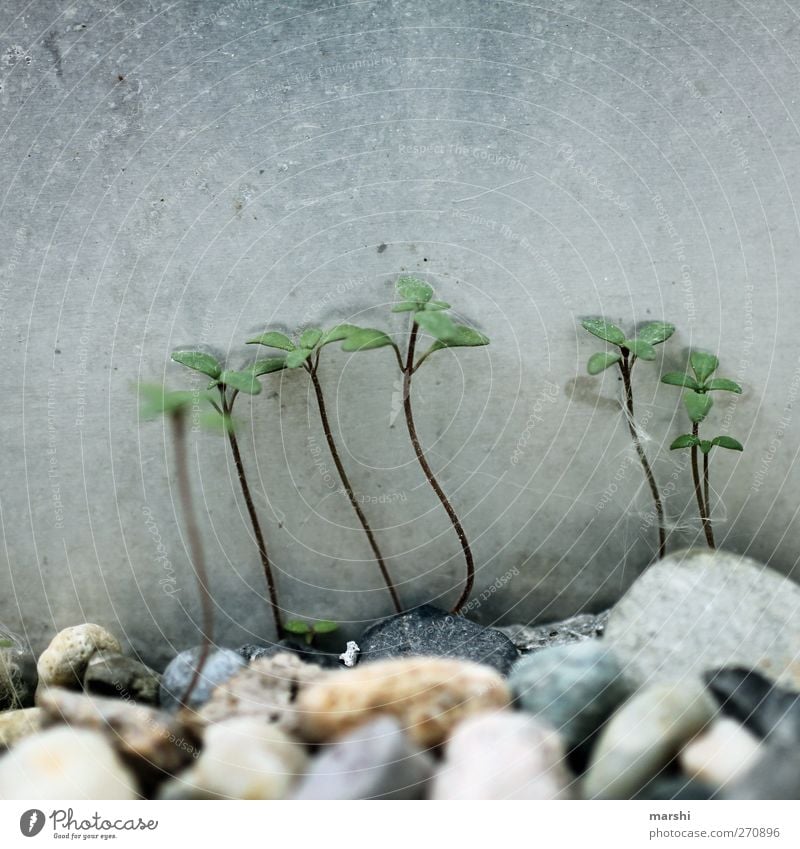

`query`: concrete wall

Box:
[1,0,798,666]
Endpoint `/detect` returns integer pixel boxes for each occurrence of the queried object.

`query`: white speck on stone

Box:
[339,641,360,667]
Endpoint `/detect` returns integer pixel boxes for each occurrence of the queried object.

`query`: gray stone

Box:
[293,717,434,800]
[499,611,610,655]
[605,549,800,691]
[509,641,632,750]
[83,650,161,704]
[359,606,519,674]
[159,646,245,712]
[237,639,339,668]
[583,679,717,799]
[723,727,800,800]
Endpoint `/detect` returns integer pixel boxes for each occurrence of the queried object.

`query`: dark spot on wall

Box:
[43,31,63,78]
[377,242,387,253]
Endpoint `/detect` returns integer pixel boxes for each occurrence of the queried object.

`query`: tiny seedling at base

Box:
[283,619,339,646]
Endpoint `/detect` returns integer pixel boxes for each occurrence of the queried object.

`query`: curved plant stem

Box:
[619,352,666,559]
[691,422,716,548]
[220,388,283,635]
[403,321,474,613]
[307,364,402,613]
[170,412,213,707]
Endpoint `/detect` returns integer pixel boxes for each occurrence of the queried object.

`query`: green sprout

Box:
[283,618,339,646]
[139,384,215,706]
[662,352,743,548]
[170,350,286,636]
[0,639,13,648]
[583,319,676,558]
[247,326,402,613]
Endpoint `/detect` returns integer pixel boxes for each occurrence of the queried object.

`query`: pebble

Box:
[681,717,762,787]
[431,711,574,799]
[163,717,307,799]
[0,707,43,748]
[359,605,519,675]
[37,624,122,689]
[705,667,800,740]
[509,642,632,751]
[37,686,197,777]
[583,679,717,799]
[0,638,36,709]
[605,549,800,690]
[297,657,510,747]
[238,639,339,668]
[181,652,328,738]
[499,611,610,655]
[83,651,161,704]
[0,726,139,799]
[723,736,800,799]
[159,645,245,712]
[293,716,434,800]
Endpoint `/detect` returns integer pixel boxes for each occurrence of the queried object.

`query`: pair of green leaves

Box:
[246,325,376,365]
[670,434,744,454]
[583,319,675,375]
[662,352,742,424]
[284,618,339,645]
[171,351,266,396]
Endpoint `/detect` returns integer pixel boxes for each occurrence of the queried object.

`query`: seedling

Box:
[247,326,402,613]
[334,276,488,612]
[283,618,339,646]
[583,319,676,558]
[662,352,743,548]
[139,384,215,706]
[0,639,12,648]
[170,351,286,635]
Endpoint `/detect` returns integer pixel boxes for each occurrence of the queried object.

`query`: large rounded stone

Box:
[83,651,161,704]
[37,624,122,689]
[159,646,246,712]
[605,549,800,690]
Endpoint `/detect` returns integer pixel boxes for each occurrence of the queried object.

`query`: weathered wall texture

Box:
[1,0,798,664]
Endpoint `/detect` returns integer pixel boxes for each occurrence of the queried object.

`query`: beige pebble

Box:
[37,624,121,689]
[681,717,762,787]
[0,708,44,749]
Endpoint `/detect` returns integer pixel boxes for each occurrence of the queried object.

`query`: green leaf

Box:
[711,435,744,451]
[319,324,359,346]
[623,338,656,361]
[661,372,702,391]
[684,390,713,423]
[699,440,713,455]
[285,348,314,368]
[300,328,323,349]
[248,357,287,377]
[199,410,235,434]
[636,321,676,346]
[171,351,222,379]
[340,327,394,352]
[396,276,433,304]
[414,309,458,341]
[391,301,419,313]
[246,331,296,352]
[311,620,339,634]
[581,319,625,345]
[429,323,489,352]
[706,378,742,394]
[139,384,196,419]
[670,434,701,450]
[283,620,311,635]
[0,639,12,648]
[423,300,451,311]
[690,351,719,384]
[587,351,621,375]
[218,370,262,395]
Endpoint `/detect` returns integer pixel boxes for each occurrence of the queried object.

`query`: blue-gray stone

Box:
[159,646,246,712]
[359,605,519,675]
[510,641,632,749]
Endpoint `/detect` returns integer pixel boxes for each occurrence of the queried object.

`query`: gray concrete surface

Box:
[1,0,798,666]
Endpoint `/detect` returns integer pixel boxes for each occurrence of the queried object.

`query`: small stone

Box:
[359,605,519,675]
[159,645,245,712]
[583,679,717,799]
[237,639,338,667]
[339,640,360,667]
[509,642,632,750]
[681,717,762,787]
[297,657,510,747]
[605,549,800,690]
[37,687,198,777]
[181,652,328,737]
[0,726,139,799]
[164,717,307,799]
[705,667,800,740]
[432,711,574,799]
[37,624,122,689]
[293,717,433,800]
[723,731,800,799]
[0,638,37,709]
[499,611,610,655]
[83,651,161,704]
[0,707,44,749]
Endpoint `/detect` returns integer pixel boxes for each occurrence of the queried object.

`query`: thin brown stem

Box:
[702,442,716,548]
[307,364,402,613]
[403,321,474,612]
[171,412,213,707]
[619,353,666,559]
[691,422,715,548]
[220,388,283,635]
